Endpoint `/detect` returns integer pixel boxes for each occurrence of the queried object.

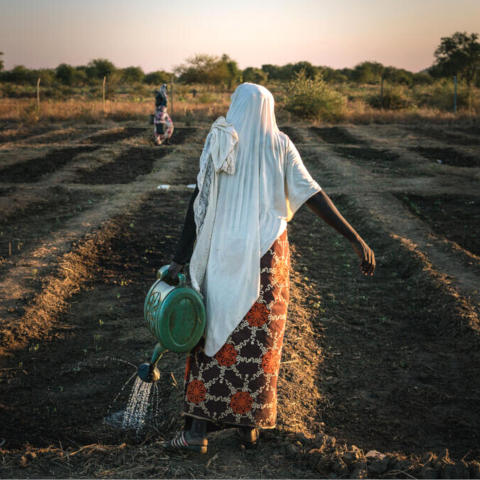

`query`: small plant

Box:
[285,70,346,121]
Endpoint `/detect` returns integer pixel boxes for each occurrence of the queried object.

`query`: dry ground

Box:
[0,118,479,478]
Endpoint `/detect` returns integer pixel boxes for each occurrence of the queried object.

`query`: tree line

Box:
[0,32,478,88]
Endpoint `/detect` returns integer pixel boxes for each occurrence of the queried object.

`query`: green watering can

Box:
[137,265,206,383]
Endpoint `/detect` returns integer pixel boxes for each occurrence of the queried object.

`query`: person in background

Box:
[164,83,375,453]
[153,84,174,145]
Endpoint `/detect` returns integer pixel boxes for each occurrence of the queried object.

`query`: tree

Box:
[176,54,217,83]
[144,70,171,85]
[34,68,55,86]
[352,61,385,84]
[261,62,317,82]
[221,54,241,88]
[290,61,317,79]
[434,32,480,86]
[412,71,434,86]
[243,67,268,84]
[55,63,76,85]
[175,54,240,86]
[2,65,36,84]
[121,66,144,83]
[74,66,88,85]
[86,58,116,80]
[285,70,346,121]
[317,66,348,83]
[382,66,413,86]
[0,51,4,72]
[261,64,284,80]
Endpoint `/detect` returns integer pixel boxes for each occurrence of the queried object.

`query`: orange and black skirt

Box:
[183,229,290,429]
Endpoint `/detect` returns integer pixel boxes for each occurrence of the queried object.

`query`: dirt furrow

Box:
[298,141,480,309]
[1,121,480,478]
[289,194,480,459]
[0,146,100,183]
[0,187,106,274]
[0,145,197,354]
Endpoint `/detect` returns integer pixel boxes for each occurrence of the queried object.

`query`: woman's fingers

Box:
[351,240,376,276]
[365,250,373,275]
[358,243,375,276]
[165,262,184,283]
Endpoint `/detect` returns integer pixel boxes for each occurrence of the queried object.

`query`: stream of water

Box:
[103,357,162,433]
[121,376,154,431]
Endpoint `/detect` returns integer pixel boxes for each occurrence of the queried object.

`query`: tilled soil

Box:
[0,187,105,270]
[310,126,366,145]
[280,126,306,144]
[0,120,479,478]
[82,127,146,144]
[169,127,197,145]
[0,124,60,144]
[398,193,480,256]
[0,146,100,182]
[332,146,404,176]
[74,147,173,184]
[408,125,480,147]
[409,146,479,168]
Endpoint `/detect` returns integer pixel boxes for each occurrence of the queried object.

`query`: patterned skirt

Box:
[183,229,290,429]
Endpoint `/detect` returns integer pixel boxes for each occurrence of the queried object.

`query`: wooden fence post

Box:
[380,75,384,108]
[36,77,41,115]
[453,75,457,114]
[103,76,106,115]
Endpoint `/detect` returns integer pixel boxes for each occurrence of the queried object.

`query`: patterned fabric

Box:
[183,229,290,428]
[153,105,174,144]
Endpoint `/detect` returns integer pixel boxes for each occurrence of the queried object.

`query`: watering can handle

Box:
[157,264,187,287]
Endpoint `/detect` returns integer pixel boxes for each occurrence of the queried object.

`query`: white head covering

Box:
[190,83,321,356]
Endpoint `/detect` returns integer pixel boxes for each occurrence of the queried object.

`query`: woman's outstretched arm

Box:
[306,190,375,276]
[165,186,198,282]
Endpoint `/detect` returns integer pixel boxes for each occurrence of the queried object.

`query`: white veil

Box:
[190,83,317,356]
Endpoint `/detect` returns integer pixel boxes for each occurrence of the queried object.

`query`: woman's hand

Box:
[165,261,184,284]
[351,239,376,276]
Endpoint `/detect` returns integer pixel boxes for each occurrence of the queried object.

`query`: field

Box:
[0,117,479,478]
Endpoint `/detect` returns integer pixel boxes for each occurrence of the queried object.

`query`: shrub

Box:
[121,66,144,84]
[144,71,171,85]
[242,67,268,84]
[285,70,346,121]
[413,80,478,111]
[367,86,411,110]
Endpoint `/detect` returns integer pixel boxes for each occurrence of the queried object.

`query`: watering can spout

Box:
[137,343,164,383]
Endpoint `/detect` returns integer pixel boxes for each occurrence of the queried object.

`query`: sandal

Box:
[237,427,260,448]
[162,431,208,454]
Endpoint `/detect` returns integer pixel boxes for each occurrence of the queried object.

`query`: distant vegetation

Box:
[0,32,478,122]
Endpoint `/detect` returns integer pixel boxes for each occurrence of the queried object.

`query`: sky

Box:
[1,0,479,73]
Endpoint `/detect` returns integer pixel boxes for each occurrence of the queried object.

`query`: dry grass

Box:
[0,95,231,124]
[2,94,478,125]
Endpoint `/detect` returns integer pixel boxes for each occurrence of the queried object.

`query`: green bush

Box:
[414,80,476,111]
[285,70,346,121]
[367,86,411,110]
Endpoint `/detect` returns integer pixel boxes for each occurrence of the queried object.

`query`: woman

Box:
[153,85,174,145]
[164,83,375,453]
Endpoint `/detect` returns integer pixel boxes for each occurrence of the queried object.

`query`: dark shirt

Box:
[173,186,198,264]
[155,91,167,107]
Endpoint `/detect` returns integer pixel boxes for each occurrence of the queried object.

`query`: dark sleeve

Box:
[172,186,198,264]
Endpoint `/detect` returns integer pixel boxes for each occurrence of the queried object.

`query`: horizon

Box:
[1,0,479,74]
